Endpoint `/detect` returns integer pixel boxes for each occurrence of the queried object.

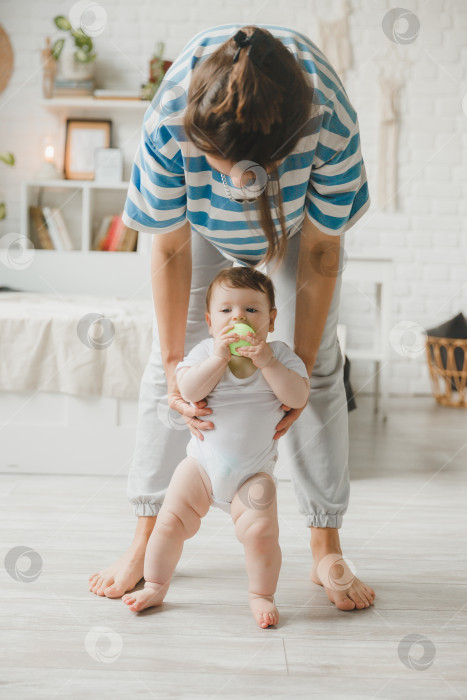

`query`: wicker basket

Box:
[426,336,467,408]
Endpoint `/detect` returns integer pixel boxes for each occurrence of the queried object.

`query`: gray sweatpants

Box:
[127,227,349,528]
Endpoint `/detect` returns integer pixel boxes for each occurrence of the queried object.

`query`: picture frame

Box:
[64,119,112,180]
[94,147,123,183]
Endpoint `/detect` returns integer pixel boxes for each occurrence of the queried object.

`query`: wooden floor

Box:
[1,396,466,699]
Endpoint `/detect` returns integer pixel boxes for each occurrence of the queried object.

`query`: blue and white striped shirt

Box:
[122,23,370,265]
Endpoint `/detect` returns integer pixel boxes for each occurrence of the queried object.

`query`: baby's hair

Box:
[205,267,276,312]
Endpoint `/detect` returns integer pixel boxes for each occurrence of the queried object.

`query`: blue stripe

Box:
[314,131,360,166]
[132,163,185,211]
[348,180,370,218]
[307,200,350,231]
[310,187,357,207]
[312,160,363,187]
[125,198,185,230]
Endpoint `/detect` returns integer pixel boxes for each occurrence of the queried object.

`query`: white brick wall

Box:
[0,0,466,398]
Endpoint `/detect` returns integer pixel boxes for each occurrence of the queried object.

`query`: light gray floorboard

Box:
[1,397,466,699]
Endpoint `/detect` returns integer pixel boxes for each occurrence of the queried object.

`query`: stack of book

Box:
[93,89,141,100]
[93,213,138,252]
[29,205,74,250]
[53,79,95,97]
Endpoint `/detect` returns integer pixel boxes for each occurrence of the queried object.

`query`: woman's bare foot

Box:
[248,593,279,628]
[88,545,145,597]
[310,528,376,611]
[310,551,376,611]
[89,517,156,598]
[122,581,169,612]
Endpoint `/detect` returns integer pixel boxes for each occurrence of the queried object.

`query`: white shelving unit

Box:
[22,179,131,251]
[10,179,153,298]
[40,97,149,112]
[5,96,153,297]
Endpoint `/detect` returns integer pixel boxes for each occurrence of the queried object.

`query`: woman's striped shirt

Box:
[122,23,370,266]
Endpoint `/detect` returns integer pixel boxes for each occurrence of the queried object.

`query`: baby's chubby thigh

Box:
[230,471,279,543]
[159,456,214,537]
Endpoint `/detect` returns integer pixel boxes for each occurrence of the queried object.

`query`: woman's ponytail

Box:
[210,30,285,134]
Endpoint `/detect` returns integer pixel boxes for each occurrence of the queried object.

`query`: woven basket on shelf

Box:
[425,336,467,408]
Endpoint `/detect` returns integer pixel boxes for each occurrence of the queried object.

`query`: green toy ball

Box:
[228,322,255,356]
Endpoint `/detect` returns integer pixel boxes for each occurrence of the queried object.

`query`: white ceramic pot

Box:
[59,49,95,82]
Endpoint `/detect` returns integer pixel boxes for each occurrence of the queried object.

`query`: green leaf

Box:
[0,152,15,166]
[51,38,65,61]
[0,203,6,221]
[54,15,72,31]
[153,41,165,59]
[75,48,96,63]
[71,29,93,49]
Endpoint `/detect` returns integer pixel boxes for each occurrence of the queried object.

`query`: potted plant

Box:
[0,152,15,221]
[140,42,173,101]
[51,15,96,82]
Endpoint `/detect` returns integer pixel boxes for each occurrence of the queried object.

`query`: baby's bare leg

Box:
[231,472,281,628]
[123,456,212,612]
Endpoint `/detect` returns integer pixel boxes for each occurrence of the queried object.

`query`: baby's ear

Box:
[269,307,278,331]
[205,311,212,333]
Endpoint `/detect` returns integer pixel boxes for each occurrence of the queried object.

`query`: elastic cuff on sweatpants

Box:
[132,502,163,517]
[305,513,343,528]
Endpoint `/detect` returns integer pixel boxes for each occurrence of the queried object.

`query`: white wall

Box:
[0,0,466,397]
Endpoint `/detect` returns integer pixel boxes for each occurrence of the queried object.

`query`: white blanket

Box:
[0,292,154,399]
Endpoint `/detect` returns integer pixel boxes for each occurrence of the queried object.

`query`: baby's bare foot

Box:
[122,581,169,612]
[248,593,279,628]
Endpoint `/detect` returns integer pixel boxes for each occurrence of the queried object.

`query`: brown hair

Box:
[184,26,313,270]
[205,266,276,313]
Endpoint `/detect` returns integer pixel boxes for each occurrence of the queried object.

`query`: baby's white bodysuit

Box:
[175,338,309,513]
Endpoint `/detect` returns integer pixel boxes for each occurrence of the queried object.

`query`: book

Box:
[53,79,95,97]
[53,89,94,97]
[29,205,54,249]
[93,213,137,251]
[116,226,138,251]
[103,214,126,251]
[93,89,141,100]
[41,206,64,250]
[51,208,74,250]
[93,214,114,250]
[54,79,95,89]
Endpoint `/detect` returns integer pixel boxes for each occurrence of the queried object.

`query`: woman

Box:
[89,24,375,611]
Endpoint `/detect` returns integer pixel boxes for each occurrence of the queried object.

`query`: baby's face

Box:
[205,283,277,342]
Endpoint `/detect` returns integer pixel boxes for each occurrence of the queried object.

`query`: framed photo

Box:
[64,119,112,180]
[94,147,123,183]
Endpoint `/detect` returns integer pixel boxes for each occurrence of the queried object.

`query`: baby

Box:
[123,266,310,628]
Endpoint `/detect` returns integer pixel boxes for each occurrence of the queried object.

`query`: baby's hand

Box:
[213,324,238,362]
[236,333,274,370]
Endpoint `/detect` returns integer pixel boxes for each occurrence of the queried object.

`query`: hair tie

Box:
[232,28,275,68]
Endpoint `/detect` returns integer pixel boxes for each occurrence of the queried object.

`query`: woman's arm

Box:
[294,215,341,373]
[151,220,215,438]
[151,221,193,386]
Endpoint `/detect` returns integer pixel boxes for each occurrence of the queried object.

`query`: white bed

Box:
[0,292,153,476]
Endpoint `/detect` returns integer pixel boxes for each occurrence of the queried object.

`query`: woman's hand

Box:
[167,389,214,441]
[166,365,213,441]
[273,403,306,440]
